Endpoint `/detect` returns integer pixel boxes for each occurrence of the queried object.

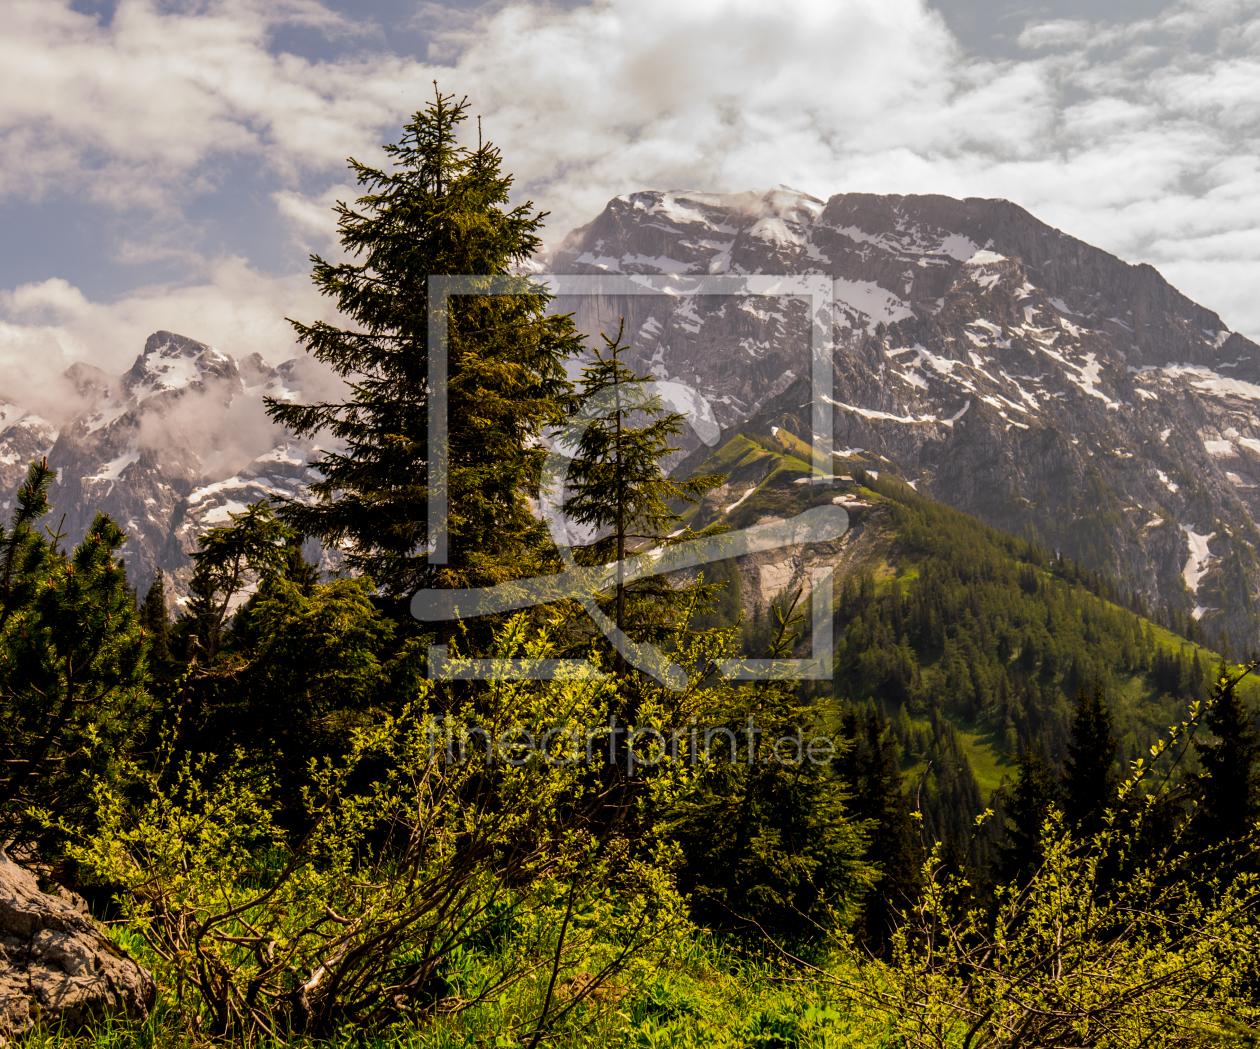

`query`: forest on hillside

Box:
[4,90,1260,1049]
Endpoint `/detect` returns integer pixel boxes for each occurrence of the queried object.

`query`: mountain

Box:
[0,331,335,611]
[5,189,1259,643]
[549,188,1260,650]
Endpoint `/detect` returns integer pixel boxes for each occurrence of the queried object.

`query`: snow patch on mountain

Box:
[87,447,140,482]
[833,279,914,330]
[1181,525,1215,595]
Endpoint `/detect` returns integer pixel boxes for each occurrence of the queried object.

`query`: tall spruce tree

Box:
[836,707,922,956]
[140,568,171,663]
[1062,684,1119,837]
[267,87,582,598]
[557,323,724,681]
[996,739,1061,886]
[1192,665,1260,859]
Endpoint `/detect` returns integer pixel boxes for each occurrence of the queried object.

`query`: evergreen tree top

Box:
[1062,684,1119,834]
[558,324,724,552]
[1193,663,1260,850]
[267,86,584,596]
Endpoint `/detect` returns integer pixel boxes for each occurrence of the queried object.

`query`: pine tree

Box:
[839,708,922,956]
[1062,684,1119,837]
[662,598,876,940]
[174,503,295,661]
[267,87,582,599]
[168,502,424,787]
[997,739,1061,886]
[557,323,724,682]
[140,568,171,663]
[1192,665,1260,859]
[0,459,150,854]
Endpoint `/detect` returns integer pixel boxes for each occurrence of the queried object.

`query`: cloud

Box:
[1017,19,1093,49]
[0,258,341,421]
[0,0,425,208]
[2,0,1260,379]
[401,0,1260,336]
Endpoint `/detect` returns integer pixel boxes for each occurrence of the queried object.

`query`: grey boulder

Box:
[0,848,156,1042]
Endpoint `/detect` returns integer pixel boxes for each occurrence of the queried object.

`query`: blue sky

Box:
[1,0,1258,400]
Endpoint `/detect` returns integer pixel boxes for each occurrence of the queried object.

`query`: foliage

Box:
[0,459,150,855]
[556,321,725,684]
[993,740,1058,888]
[650,592,878,942]
[160,504,427,806]
[1191,662,1260,860]
[816,472,1247,853]
[874,679,1260,1049]
[176,503,295,660]
[833,706,922,957]
[1061,683,1120,836]
[267,87,582,599]
[140,569,172,665]
[62,616,683,1043]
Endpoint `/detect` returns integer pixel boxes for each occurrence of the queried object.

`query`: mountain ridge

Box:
[549,187,1260,649]
[3,188,1259,644]
[0,331,335,610]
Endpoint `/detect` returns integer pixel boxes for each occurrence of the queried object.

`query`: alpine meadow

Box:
[6,86,1260,1049]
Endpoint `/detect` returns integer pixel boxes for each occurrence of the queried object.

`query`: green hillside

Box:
[684,424,1249,845]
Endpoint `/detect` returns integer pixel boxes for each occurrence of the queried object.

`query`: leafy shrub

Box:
[60,615,686,1043]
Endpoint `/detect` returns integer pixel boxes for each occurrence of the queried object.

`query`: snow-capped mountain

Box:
[551,188,1260,646]
[0,331,332,609]
[6,189,1260,643]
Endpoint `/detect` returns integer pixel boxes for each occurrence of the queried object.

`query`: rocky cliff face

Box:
[5,190,1258,644]
[0,331,333,611]
[551,189,1260,648]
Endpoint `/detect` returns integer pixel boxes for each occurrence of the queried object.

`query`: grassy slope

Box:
[86,920,890,1049]
[685,428,1253,801]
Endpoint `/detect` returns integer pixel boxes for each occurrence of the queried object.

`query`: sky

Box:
[1,0,1258,408]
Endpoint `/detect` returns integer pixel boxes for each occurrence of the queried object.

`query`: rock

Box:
[0,331,340,608]
[0,848,156,1042]
[553,188,1260,645]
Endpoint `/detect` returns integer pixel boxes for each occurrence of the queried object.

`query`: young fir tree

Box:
[996,739,1061,887]
[174,503,296,662]
[140,568,171,663]
[0,460,150,855]
[1062,683,1119,837]
[1191,665,1260,861]
[557,323,724,683]
[835,707,922,957]
[661,595,877,942]
[267,87,582,600]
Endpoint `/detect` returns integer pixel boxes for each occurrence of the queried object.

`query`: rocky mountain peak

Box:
[123,330,241,400]
[550,189,1260,648]
[0,331,333,609]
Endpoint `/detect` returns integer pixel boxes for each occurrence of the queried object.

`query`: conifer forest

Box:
[6,91,1260,1049]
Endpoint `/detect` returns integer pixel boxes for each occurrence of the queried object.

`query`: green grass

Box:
[34,925,897,1049]
[895,714,1011,798]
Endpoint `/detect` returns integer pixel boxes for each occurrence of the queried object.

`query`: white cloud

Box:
[2,0,1260,383]
[0,259,340,422]
[415,0,1260,336]
[0,0,425,207]
[1018,19,1093,49]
